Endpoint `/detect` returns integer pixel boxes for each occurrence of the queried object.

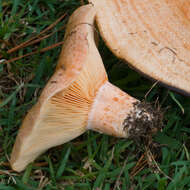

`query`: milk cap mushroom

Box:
[89,0,190,95]
[10,5,161,172]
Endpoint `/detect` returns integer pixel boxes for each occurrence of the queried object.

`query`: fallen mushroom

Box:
[89,0,190,95]
[10,5,161,172]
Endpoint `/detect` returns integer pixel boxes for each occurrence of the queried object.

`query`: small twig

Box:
[130,161,147,178]
[113,158,128,190]
[0,14,66,59]
[145,80,159,100]
[21,33,53,47]
[0,169,14,175]
[5,41,64,63]
[34,162,49,167]
[146,148,173,181]
[160,90,169,106]
[0,169,18,184]
[130,154,148,178]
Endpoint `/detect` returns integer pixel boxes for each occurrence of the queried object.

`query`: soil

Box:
[123,101,163,145]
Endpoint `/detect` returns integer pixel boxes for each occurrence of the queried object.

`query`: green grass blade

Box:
[56,147,71,179]
[22,163,33,184]
[11,0,20,16]
[0,83,23,108]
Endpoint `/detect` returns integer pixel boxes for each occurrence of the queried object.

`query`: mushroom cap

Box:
[90,0,190,95]
[10,4,107,172]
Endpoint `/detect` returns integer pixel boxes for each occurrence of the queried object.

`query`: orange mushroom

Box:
[10,5,161,172]
[89,0,190,95]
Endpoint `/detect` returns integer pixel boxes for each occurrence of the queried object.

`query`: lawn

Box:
[1,0,190,189]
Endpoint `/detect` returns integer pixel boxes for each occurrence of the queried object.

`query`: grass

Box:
[1,0,190,189]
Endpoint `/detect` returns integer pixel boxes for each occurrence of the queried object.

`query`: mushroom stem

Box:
[87,81,161,138]
[87,81,138,137]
